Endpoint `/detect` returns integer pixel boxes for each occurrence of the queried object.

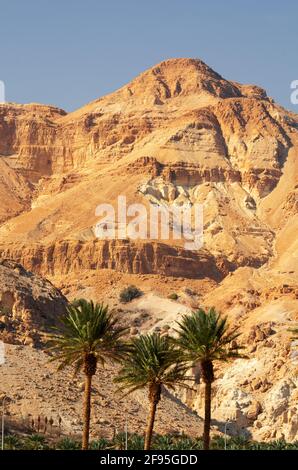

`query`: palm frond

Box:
[114,332,189,396]
[48,299,127,373]
[174,307,246,364]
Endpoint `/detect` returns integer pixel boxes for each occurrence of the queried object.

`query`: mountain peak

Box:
[149,57,220,76]
[118,57,242,103]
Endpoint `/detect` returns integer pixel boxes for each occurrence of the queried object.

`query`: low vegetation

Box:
[119,285,142,303]
[168,293,179,300]
[3,432,298,451]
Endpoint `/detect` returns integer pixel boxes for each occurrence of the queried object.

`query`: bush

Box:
[23,434,49,450]
[172,437,203,450]
[55,437,81,450]
[90,438,110,450]
[119,286,142,303]
[112,432,144,450]
[4,434,22,450]
[152,434,174,449]
[168,293,178,300]
[152,434,203,450]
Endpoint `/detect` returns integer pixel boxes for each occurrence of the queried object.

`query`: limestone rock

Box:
[0,259,67,345]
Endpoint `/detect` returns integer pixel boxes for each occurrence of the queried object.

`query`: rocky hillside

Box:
[0,259,67,346]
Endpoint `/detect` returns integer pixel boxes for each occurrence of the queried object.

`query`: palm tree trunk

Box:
[144,398,157,450]
[203,380,212,450]
[82,373,92,450]
[144,383,161,450]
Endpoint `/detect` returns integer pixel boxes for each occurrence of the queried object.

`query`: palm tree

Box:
[49,299,126,450]
[174,307,245,450]
[114,332,189,450]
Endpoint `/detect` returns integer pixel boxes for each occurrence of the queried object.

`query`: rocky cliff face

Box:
[0,158,32,223]
[0,259,67,346]
[0,239,232,280]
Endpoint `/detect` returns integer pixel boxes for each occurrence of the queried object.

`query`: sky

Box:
[0,0,297,112]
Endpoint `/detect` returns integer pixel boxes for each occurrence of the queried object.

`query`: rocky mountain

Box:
[0,58,297,442]
[0,58,297,274]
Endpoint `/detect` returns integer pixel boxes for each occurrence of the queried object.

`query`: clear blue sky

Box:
[1,0,297,112]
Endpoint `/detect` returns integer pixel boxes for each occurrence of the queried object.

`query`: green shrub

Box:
[127,433,144,450]
[152,434,174,449]
[119,286,142,303]
[111,432,144,450]
[23,434,49,450]
[265,439,290,450]
[151,434,203,450]
[168,293,178,300]
[170,436,203,450]
[229,436,250,450]
[4,434,22,450]
[90,438,110,450]
[55,437,81,450]
[210,435,226,450]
